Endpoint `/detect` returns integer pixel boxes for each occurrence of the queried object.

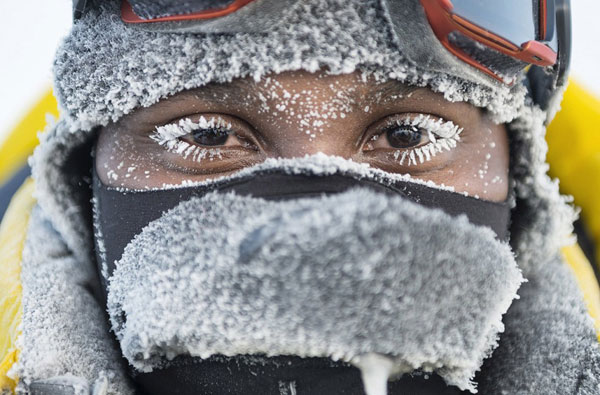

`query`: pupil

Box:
[191,128,229,146]
[385,126,422,148]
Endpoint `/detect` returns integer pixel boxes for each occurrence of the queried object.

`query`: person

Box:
[1,0,599,394]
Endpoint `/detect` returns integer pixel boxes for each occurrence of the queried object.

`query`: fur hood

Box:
[9,0,600,393]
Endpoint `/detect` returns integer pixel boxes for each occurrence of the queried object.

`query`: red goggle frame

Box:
[116,0,568,95]
[121,0,257,23]
[419,0,558,83]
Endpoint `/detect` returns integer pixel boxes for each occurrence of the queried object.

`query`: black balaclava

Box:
[94,167,511,282]
[93,155,519,395]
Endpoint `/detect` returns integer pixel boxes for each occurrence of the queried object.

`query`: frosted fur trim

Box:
[14,207,134,394]
[476,253,600,394]
[16,196,600,392]
[53,0,527,134]
[30,120,95,264]
[507,103,578,268]
[107,189,523,392]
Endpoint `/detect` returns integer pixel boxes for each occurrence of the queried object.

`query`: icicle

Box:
[353,353,395,395]
[278,381,297,395]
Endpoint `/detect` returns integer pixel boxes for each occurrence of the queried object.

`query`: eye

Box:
[190,127,230,146]
[365,122,430,151]
[150,115,260,164]
[363,115,463,166]
[383,124,424,148]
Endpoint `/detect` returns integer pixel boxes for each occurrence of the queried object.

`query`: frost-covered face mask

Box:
[92,156,520,394]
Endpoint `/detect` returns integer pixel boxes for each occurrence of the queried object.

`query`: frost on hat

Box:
[53,0,527,134]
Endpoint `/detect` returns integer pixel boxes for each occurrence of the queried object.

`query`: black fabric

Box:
[93,168,510,395]
[133,355,467,395]
[0,164,31,222]
[93,169,511,282]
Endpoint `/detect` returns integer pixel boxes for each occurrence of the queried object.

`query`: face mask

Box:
[93,158,520,394]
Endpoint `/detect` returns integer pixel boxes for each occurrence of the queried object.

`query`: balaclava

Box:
[14,0,599,394]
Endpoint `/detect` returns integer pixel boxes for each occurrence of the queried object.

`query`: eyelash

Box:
[370,114,463,166]
[150,117,234,162]
[151,114,463,166]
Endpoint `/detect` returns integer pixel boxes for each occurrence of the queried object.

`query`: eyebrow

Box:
[190,78,263,107]
[128,79,260,125]
[365,80,420,105]
[165,76,422,112]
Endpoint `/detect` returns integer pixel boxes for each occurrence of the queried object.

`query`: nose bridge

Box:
[255,71,365,159]
[270,132,355,159]
[265,105,361,159]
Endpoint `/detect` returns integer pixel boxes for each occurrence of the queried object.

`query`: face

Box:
[96,70,509,201]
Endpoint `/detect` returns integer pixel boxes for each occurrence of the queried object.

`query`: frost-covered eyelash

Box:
[151,117,232,147]
[381,114,463,166]
[150,117,233,162]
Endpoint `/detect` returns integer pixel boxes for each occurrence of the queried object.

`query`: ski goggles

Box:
[420,0,559,79]
[73,0,571,109]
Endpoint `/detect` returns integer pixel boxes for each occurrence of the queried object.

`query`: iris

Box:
[385,125,422,148]
[191,128,230,146]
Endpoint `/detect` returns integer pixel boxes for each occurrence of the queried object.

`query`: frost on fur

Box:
[107,189,523,392]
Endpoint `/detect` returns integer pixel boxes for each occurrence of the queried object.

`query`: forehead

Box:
[194,71,417,104]
[116,70,485,136]
[139,70,471,118]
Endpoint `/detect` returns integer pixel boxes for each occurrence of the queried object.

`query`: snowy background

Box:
[1,0,599,141]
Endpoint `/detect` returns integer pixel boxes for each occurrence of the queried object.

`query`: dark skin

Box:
[96,70,509,201]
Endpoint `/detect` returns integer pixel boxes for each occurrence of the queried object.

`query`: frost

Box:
[16,207,134,394]
[383,115,463,166]
[150,117,232,162]
[506,103,578,268]
[107,188,523,391]
[353,353,398,395]
[150,117,231,148]
[92,197,109,281]
[278,381,297,395]
[52,0,528,133]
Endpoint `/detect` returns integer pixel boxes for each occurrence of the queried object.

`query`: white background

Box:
[1,0,599,140]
